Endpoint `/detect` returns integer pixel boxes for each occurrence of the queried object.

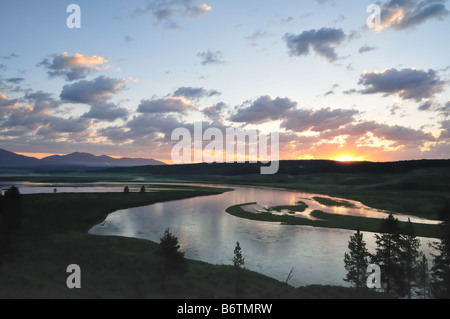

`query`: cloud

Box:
[358,68,445,102]
[137,97,195,113]
[197,50,225,66]
[82,102,129,122]
[322,120,437,148]
[122,113,192,144]
[38,52,109,81]
[439,119,450,138]
[133,0,212,28]
[0,93,20,117]
[25,91,60,112]
[4,78,25,84]
[323,84,339,97]
[373,123,436,146]
[282,107,359,132]
[2,105,90,134]
[2,53,20,60]
[59,76,128,121]
[245,30,273,41]
[418,100,438,111]
[358,45,377,54]
[0,89,94,139]
[60,76,126,104]
[38,116,91,134]
[187,3,212,18]
[230,95,297,124]
[283,28,347,62]
[437,101,450,118]
[172,86,220,100]
[377,0,449,31]
[316,0,335,5]
[203,102,227,121]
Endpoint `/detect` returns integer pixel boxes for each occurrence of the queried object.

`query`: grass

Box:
[226,203,311,224]
[313,197,356,208]
[226,203,440,238]
[0,188,393,299]
[269,201,308,214]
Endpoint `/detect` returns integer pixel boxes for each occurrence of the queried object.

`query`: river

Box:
[83,183,439,288]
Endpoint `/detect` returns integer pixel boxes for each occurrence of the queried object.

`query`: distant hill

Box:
[40,152,166,167]
[0,149,41,167]
[0,149,166,168]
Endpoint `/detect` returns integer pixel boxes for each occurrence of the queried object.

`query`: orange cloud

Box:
[39,52,110,81]
[376,9,404,31]
[60,51,108,70]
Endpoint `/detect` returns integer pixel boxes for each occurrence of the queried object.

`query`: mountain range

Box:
[0,149,166,168]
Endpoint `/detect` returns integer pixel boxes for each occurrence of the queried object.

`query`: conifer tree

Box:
[372,214,403,295]
[400,220,421,299]
[158,228,187,289]
[0,193,4,270]
[232,241,245,296]
[416,253,430,299]
[430,221,450,299]
[0,186,22,270]
[343,230,370,288]
[233,242,245,269]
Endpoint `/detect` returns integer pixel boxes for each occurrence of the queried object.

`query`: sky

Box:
[0,0,449,163]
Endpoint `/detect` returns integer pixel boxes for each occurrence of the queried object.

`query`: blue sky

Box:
[0,0,449,162]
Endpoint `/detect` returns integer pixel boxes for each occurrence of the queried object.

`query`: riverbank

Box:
[0,189,392,299]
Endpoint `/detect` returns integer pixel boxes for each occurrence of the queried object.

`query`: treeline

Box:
[0,186,22,270]
[344,203,450,299]
[101,159,450,176]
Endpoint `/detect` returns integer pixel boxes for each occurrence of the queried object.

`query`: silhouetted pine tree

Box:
[372,214,403,295]
[416,253,430,299]
[140,185,145,193]
[400,220,421,299]
[157,228,187,289]
[0,186,22,269]
[233,242,245,269]
[0,193,4,270]
[233,242,245,296]
[430,221,450,299]
[344,230,370,288]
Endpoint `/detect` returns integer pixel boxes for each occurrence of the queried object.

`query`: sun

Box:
[335,155,364,162]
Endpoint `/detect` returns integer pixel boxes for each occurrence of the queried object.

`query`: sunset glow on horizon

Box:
[335,156,365,162]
